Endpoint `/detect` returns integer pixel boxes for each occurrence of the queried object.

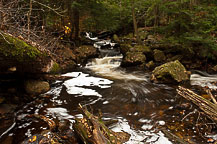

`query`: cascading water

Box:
[1,33,217,144]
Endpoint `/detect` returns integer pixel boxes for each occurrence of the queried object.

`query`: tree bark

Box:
[132,0,141,43]
[73,7,79,40]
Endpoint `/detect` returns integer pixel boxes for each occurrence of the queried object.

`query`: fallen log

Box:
[177,86,217,124]
[73,104,130,144]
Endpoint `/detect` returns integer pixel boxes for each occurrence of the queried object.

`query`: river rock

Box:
[146,61,155,69]
[25,80,50,95]
[75,45,97,64]
[120,43,132,54]
[153,49,166,62]
[129,44,151,53]
[0,97,5,104]
[122,52,146,66]
[113,34,120,43]
[151,60,190,83]
[212,65,217,72]
[167,54,183,62]
[0,33,53,74]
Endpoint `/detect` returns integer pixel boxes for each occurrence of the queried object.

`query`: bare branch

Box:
[32,0,64,16]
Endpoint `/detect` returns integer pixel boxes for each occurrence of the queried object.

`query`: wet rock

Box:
[24,80,50,95]
[113,34,120,43]
[120,43,132,54]
[212,65,217,72]
[122,52,146,66]
[145,35,157,44]
[0,97,5,104]
[21,134,50,144]
[75,45,97,64]
[151,60,190,83]
[153,49,166,62]
[0,104,17,115]
[167,55,183,62]
[146,61,155,69]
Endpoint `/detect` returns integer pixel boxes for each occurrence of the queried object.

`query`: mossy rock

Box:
[0,33,53,73]
[151,60,190,83]
[153,49,166,62]
[120,43,132,54]
[113,34,120,43]
[25,80,50,95]
[50,62,61,74]
[75,45,97,63]
[122,52,146,66]
[0,33,42,62]
[129,45,151,53]
[146,61,155,69]
[167,54,183,62]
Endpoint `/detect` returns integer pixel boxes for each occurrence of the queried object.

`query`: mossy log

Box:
[177,86,217,124]
[73,105,130,144]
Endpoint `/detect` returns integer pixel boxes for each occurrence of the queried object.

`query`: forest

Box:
[0,0,217,144]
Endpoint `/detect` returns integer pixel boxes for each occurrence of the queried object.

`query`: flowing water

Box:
[1,37,217,144]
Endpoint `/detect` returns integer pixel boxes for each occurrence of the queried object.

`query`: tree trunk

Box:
[73,7,79,40]
[131,0,141,43]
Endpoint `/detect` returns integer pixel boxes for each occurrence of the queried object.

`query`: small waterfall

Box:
[190,72,217,90]
[85,32,149,81]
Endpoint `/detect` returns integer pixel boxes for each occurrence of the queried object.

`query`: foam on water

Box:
[63,72,113,97]
[190,73,217,90]
[86,56,148,81]
[111,118,172,144]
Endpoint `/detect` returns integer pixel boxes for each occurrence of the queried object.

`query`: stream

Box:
[0,35,217,144]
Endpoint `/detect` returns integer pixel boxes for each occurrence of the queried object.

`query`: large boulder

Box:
[25,80,50,95]
[151,60,190,83]
[0,33,53,74]
[153,49,166,62]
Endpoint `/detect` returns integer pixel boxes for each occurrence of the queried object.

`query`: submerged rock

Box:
[153,49,166,62]
[24,80,50,95]
[151,60,190,83]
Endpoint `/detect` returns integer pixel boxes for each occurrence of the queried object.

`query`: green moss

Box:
[0,34,42,62]
[50,62,61,74]
[125,52,146,63]
[152,60,189,82]
[131,45,151,53]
